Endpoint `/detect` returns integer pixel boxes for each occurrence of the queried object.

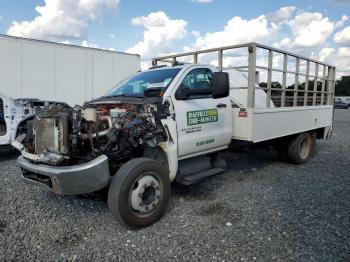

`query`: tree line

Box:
[258,75,350,96]
[335,75,350,96]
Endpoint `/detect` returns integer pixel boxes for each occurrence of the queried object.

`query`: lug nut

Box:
[152,203,156,207]
[151,182,155,186]
[143,184,148,188]
[139,203,144,207]
[156,194,160,199]
[138,193,143,197]
[155,186,160,190]
[145,206,149,211]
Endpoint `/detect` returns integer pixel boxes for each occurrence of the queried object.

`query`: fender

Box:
[159,116,178,182]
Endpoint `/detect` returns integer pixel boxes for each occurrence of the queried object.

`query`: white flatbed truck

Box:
[13,43,335,227]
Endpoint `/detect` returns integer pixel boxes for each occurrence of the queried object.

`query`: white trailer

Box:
[0,34,140,106]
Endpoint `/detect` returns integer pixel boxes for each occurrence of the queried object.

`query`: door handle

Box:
[216,103,227,108]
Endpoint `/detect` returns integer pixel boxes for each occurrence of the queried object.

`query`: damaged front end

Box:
[14,98,169,195]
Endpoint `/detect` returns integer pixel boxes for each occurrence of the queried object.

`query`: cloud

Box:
[316,47,350,76]
[185,7,347,55]
[334,26,350,45]
[141,61,151,71]
[281,12,336,48]
[182,5,299,55]
[191,30,200,38]
[191,0,213,3]
[268,6,296,24]
[335,15,349,28]
[188,15,278,51]
[81,40,115,51]
[126,6,349,78]
[339,47,350,56]
[109,33,116,38]
[179,11,286,68]
[7,0,119,41]
[175,6,349,79]
[81,40,100,48]
[126,11,188,59]
[318,47,335,61]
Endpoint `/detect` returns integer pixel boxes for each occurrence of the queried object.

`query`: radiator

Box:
[34,116,68,155]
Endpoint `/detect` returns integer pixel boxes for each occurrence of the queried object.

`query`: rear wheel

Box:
[108,158,170,228]
[286,132,316,164]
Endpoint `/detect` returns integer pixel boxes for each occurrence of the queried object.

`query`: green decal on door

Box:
[187,109,218,126]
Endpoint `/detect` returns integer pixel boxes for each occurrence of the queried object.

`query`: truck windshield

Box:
[106,68,181,97]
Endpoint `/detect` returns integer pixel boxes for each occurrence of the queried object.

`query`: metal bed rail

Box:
[152,43,336,108]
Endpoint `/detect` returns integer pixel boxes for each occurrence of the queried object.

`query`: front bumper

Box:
[17,155,111,196]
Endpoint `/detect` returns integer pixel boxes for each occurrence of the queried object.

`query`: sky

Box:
[0,0,349,77]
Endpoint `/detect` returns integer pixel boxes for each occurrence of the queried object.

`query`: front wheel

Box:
[108,158,170,228]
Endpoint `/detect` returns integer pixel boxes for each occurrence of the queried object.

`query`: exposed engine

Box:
[23,101,168,168]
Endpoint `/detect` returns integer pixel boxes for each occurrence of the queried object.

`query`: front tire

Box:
[108,158,170,228]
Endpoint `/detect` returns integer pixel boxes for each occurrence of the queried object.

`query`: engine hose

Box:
[91,116,113,138]
[80,116,114,141]
[89,129,111,154]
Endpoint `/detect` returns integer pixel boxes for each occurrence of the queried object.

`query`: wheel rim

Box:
[129,173,161,214]
[299,137,310,159]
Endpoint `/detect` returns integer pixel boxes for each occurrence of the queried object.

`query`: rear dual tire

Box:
[108,158,170,228]
[278,132,316,164]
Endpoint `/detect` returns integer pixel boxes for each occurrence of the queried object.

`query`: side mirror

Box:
[212,72,229,99]
[175,86,190,100]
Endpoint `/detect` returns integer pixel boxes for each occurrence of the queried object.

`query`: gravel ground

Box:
[0,110,349,261]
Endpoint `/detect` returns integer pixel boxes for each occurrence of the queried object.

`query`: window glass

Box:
[181,68,213,90]
[106,68,181,97]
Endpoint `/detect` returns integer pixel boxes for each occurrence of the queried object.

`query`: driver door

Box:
[172,67,232,158]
